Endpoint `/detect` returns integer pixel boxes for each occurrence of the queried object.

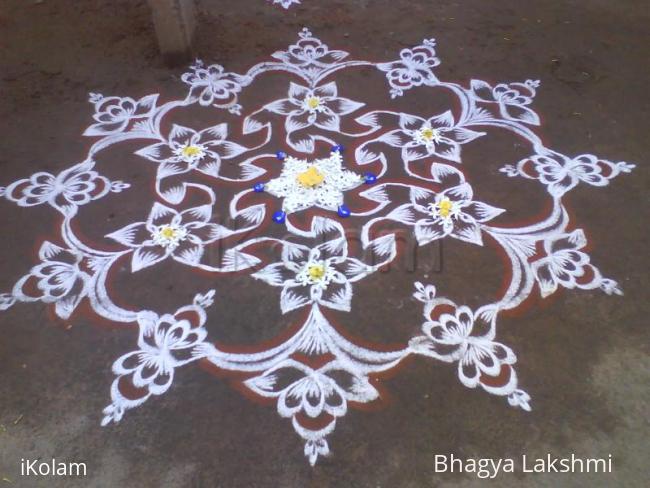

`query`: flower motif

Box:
[106,203,226,271]
[271,28,349,73]
[1,160,128,216]
[84,93,158,136]
[531,229,622,297]
[135,123,247,180]
[380,111,484,163]
[246,359,378,465]
[410,305,516,390]
[265,82,364,134]
[377,39,441,98]
[252,237,372,312]
[12,242,89,319]
[181,61,248,110]
[111,310,208,397]
[501,151,635,197]
[102,291,214,426]
[471,79,541,125]
[265,152,363,214]
[270,0,302,10]
[408,183,504,246]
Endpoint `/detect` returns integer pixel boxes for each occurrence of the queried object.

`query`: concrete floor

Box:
[0,0,648,486]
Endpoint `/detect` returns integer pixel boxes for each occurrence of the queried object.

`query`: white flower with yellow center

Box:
[252,235,374,313]
[414,125,442,149]
[261,81,364,135]
[135,123,247,184]
[409,184,505,246]
[151,224,188,250]
[378,111,484,163]
[266,152,363,214]
[303,95,325,113]
[174,143,206,163]
[427,196,459,221]
[106,202,225,272]
[295,260,335,289]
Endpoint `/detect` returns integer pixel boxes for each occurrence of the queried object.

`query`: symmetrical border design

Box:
[0,28,633,465]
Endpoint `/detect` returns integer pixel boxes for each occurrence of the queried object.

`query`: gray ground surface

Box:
[0,0,648,486]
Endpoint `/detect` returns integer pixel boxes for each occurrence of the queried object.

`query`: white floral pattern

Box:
[84,93,158,136]
[135,123,247,180]
[471,79,542,125]
[102,290,214,425]
[378,39,441,98]
[264,81,364,134]
[181,61,249,113]
[0,160,128,216]
[532,229,622,297]
[406,181,505,246]
[501,151,635,197]
[265,151,363,214]
[252,234,372,313]
[379,111,484,163]
[0,29,633,465]
[11,242,89,319]
[106,202,227,271]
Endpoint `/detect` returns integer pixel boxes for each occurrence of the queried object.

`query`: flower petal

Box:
[414,219,448,245]
[462,201,505,222]
[315,108,341,132]
[106,222,149,247]
[399,113,426,131]
[252,262,294,287]
[314,82,337,99]
[280,284,311,313]
[197,123,228,143]
[318,281,352,312]
[328,97,363,115]
[265,98,298,115]
[288,82,310,103]
[132,245,168,272]
[428,110,455,129]
[168,124,196,146]
[147,202,178,228]
[135,142,176,162]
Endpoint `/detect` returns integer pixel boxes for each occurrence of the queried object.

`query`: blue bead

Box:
[331,144,344,153]
[337,204,351,218]
[272,210,286,223]
[253,183,265,192]
[363,172,377,184]
[276,151,287,161]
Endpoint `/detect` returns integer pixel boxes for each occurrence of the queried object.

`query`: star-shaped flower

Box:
[106,203,226,271]
[408,182,504,246]
[266,152,363,214]
[380,111,484,163]
[252,238,373,313]
[135,123,246,180]
[265,82,364,133]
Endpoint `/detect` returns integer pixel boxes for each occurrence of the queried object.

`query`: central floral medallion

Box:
[265,151,364,214]
[0,27,634,467]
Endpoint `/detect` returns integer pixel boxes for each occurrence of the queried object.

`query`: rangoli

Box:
[0,28,634,465]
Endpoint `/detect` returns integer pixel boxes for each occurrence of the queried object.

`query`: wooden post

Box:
[147,0,196,66]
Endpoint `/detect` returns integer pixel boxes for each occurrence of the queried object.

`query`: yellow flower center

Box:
[421,127,438,142]
[307,264,326,281]
[181,145,202,158]
[296,166,325,188]
[306,97,321,110]
[160,226,178,239]
[438,198,453,218]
